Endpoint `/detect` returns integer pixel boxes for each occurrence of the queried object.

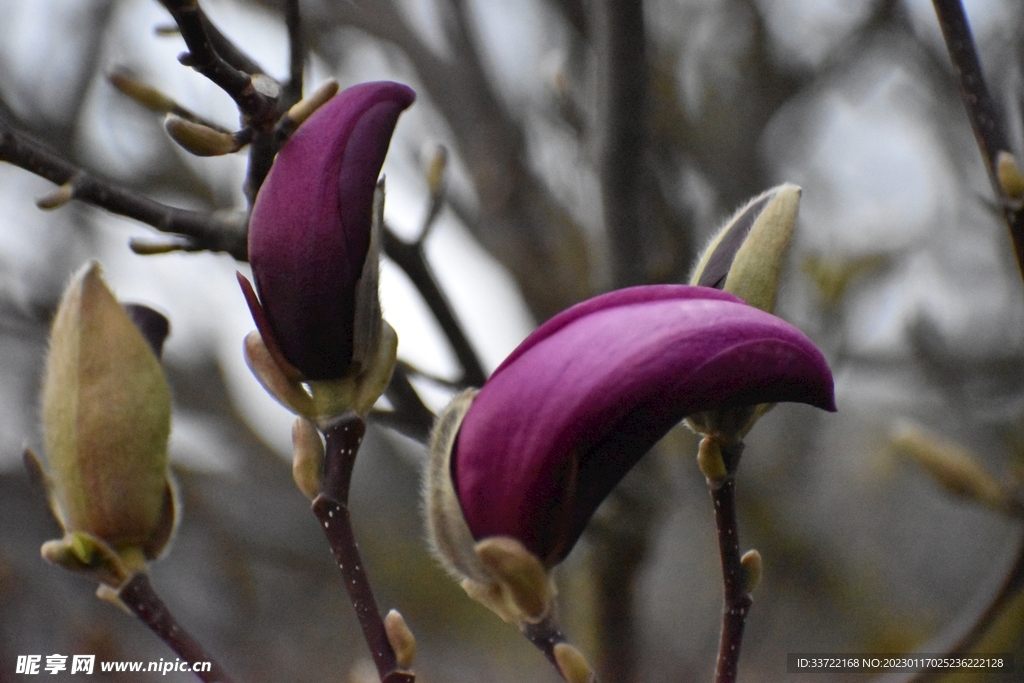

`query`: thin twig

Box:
[904,532,1024,683]
[312,417,415,683]
[0,118,248,257]
[932,0,1024,279]
[521,612,569,674]
[157,0,278,126]
[382,225,487,387]
[598,0,648,287]
[118,573,238,683]
[374,363,437,444]
[282,0,305,109]
[710,441,752,683]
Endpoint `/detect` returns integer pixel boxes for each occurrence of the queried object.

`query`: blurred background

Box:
[1,0,1024,681]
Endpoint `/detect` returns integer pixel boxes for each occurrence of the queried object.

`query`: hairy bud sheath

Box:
[41,262,175,562]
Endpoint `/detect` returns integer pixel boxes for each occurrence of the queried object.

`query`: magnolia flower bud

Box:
[240,81,414,422]
[242,81,415,381]
[40,262,176,575]
[425,285,835,614]
[691,183,801,313]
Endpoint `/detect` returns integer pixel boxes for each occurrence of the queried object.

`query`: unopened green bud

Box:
[283,80,340,130]
[697,437,727,481]
[890,421,1007,510]
[36,183,75,210]
[291,417,324,500]
[741,549,762,592]
[997,151,1024,200]
[41,262,175,560]
[165,115,239,156]
[383,609,417,670]
[553,643,596,683]
[109,70,177,113]
[691,183,801,313]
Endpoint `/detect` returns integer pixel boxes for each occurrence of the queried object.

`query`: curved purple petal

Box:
[249,81,415,379]
[122,303,170,359]
[453,284,835,565]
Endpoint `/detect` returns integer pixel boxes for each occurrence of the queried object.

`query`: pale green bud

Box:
[383,609,417,670]
[165,115,239,156]
[741,549,762,592]
[997,151,1024,201]
[291,417,324,500]
[553,643,596,683]
[691,183,801,313]
[41,262,176,562]
[890,421,1008,511]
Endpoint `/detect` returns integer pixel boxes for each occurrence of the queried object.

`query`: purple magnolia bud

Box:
[428,285,835,570]
[245,81,415,380]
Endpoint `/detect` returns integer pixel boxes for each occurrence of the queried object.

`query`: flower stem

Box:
[522,611,568,671]
[931,0,1024,280]
[312,416,415,683]
[707,439,751,683]
[117,572,237,683]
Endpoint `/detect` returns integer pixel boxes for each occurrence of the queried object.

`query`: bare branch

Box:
[0,117,248,257]
[932,0,1024,281]
[157,0,278,127]
[597,0,648,287]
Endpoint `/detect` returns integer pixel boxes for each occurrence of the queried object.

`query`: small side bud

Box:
[36,183,76,210]
[426,145,448,196]
[284,80,340,130]
[890,421,1007,510]
[553,643,596,683]
[697,437,727,481]
[129,236,193,255]
[741,549,762,592]
[165,115,239,156]
[474,536,552,622]
[108,69,176,113]
[997,151,1024,200]
[384,609,417,669]
[292,417,324,500]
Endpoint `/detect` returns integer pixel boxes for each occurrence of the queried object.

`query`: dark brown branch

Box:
[375,363,437,444]
[198,10,266,76]
[932,0,1024,279]
[282,0,305,109]
[286,0,591,320]
[521,612,569,675]
[118,573,238,683]
[0,118,248,257]
[906,533,1024,683]
[710,441,751,683]
[312,417,415,683]
[382,225,487,387]
[598,0,648,287]
[157,0,278,126]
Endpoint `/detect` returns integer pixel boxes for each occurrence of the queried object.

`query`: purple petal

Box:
[122,304,169,359]
[453,284,835,565]
[248,81,415,379]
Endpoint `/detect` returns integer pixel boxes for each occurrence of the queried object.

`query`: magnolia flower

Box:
[425,284,834,622]
[36,262,176,584]
[240,81,415,382]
